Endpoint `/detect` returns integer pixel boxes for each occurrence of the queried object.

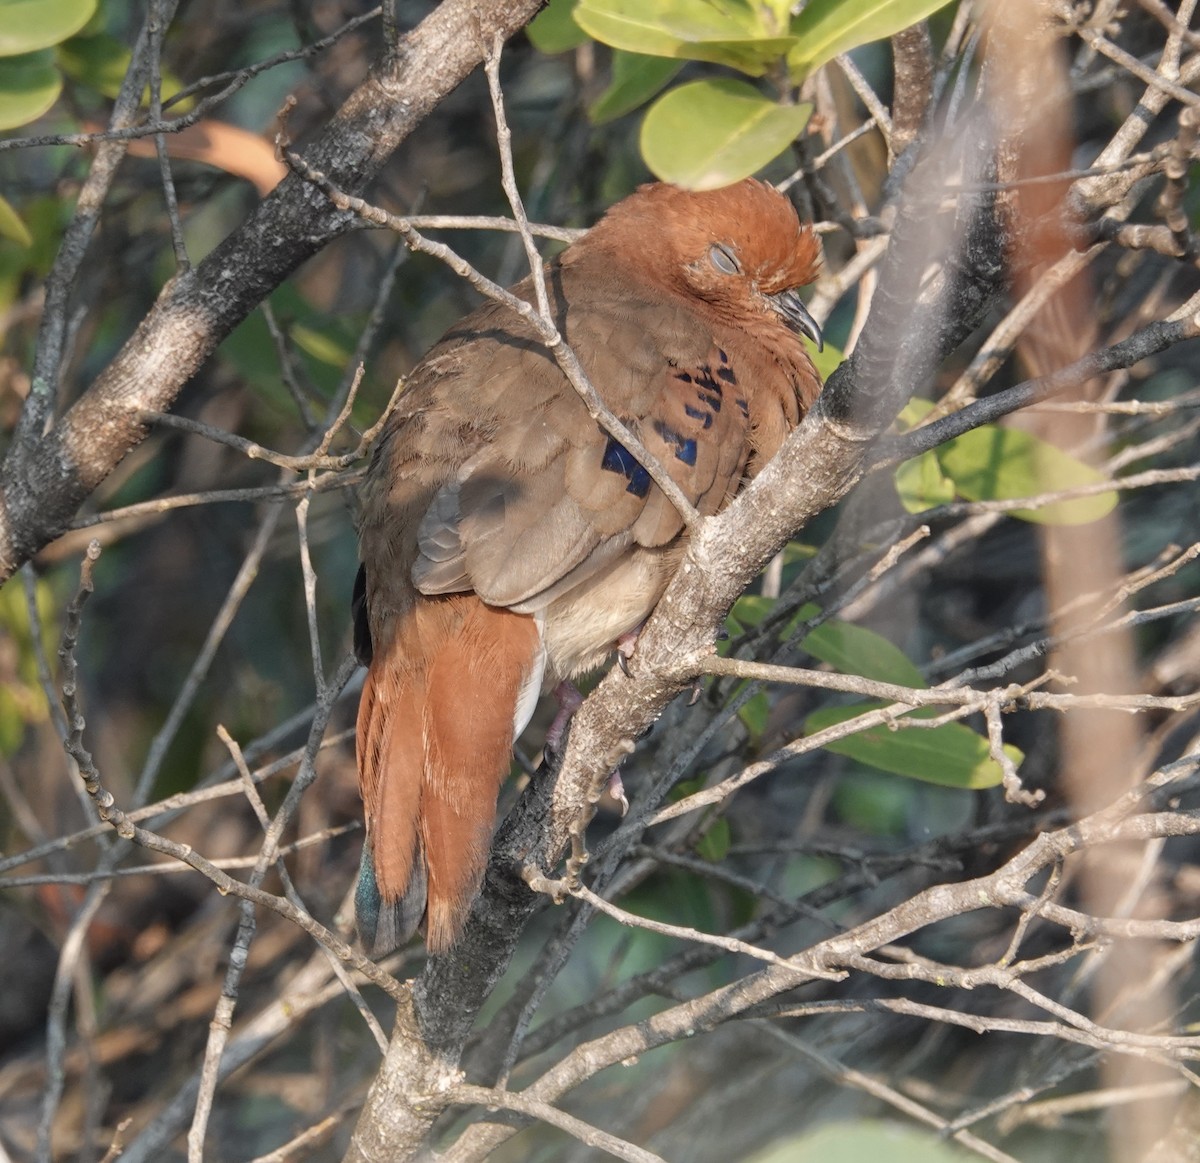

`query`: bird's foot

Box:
[615,623,645,676]
[603,768,629,817]
[545,680,585,763]
[545,684,629,815]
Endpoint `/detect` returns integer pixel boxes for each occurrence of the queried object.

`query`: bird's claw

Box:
[615,624,644,677]
[546,681,586,762]
[605,769,629,817]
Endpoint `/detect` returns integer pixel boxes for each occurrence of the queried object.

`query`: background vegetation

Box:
[1,0,1199,1160]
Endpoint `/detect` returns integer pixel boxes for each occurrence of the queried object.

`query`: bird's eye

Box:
[709,244,740,275]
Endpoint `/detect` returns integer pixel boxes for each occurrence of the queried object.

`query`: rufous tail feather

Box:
[355,596,542,954]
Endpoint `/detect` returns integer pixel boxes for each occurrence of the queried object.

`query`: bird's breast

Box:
[540,543,682,682]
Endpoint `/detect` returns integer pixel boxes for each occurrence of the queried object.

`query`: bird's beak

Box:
[768,288,823,351]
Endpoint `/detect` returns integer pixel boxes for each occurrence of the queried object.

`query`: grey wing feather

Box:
[404,267,724,612]
[412,478,470,594]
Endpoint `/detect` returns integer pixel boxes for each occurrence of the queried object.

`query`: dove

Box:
[354,178,823,954]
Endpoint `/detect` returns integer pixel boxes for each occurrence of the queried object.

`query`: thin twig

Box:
[278,148,702,531]
[449,1084,667,1163]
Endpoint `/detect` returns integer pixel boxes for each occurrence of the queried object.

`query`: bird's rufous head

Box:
[582,178,824,349]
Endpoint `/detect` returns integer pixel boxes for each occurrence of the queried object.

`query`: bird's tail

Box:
[355,596,543,955]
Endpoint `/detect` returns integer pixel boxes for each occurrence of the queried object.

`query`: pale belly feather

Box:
[541,545,682,682]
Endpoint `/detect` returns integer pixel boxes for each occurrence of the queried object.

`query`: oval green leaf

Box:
[527,0,588,54]
[802,620,925,687]
[936,424,1119,525]
[748,1119,978,1163]
[641,79,811,190]
[292,322,355,368]
[0,0,97,56]
[831,770,913,836]
[789,0,954,80]
[895,448,955,512]
[0,50,61,129]
[55,32,131,98]
[589,50,683,124]
[728,593,777,632]
[57,33,188,106]
[805,704,1019,790]
[0,194,32,247]
[737,688,770,741]
[575,0,797,76]
[696,817,731,861]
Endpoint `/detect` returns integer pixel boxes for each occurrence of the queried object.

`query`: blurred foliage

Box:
[726,594,1021,789]
[0,574,55,756]
[0,0,189,242]
[896,398,1120,524]
[532,0,952,185]
[747,1119,977,1162]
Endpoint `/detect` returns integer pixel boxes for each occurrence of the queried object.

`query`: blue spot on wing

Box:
[692,366,723,411]
[602,437,652,497]
[654,420,698,466]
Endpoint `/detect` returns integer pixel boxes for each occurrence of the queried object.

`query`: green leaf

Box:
[0,686,26,755]
[696,817,731,861]
[0,574,55,756]
[788,0,955,79]
[219,287,362,408]
[747,1119,979,1163]
[0,50,61,129]
[802,620,925,687]
[758,0,795,32]
[56,31,131,98]
[897,399,1119,523]
[0,194,32,247]
[895,448,955,512]
[0,195,67,318]
[291,322,355,368]
[0,0,97,56]
[737,688,770,740]
[589,50,682,124]
[805,704,1019,789]
[726,594,817,644]
[809,337,844,383]
[575,0,798,76]
[527,0,588,54]
[729,593,776,631]
[641,78,811,189]
[936,424,1119,525]
[57,32,188,106]
[830,769,912,835]
[896,395,936,429]
[782,543,818,566]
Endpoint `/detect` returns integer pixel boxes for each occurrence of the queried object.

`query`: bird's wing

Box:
[402,269,758,612]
